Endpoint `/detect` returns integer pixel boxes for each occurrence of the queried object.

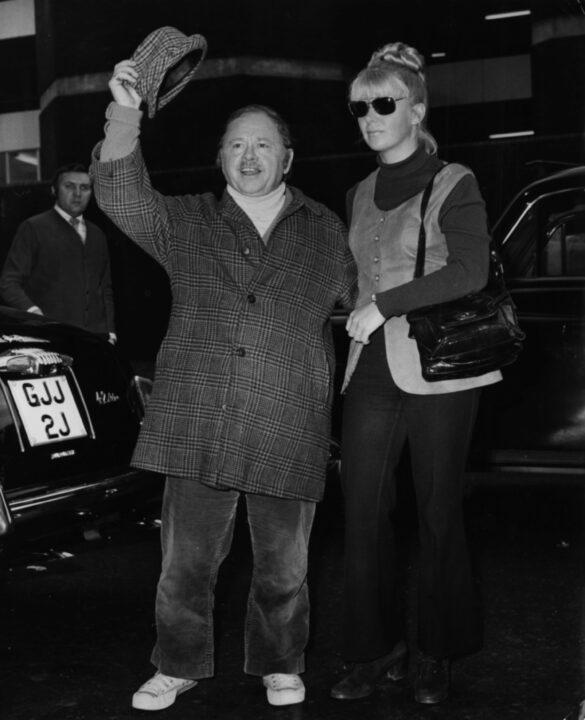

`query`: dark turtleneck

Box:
[374,144,443,211]
[347,146,492,320]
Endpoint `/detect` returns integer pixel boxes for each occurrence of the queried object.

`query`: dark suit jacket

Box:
[0,208,115,335]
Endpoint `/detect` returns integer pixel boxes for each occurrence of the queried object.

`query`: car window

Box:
[543,212,585,276]
[501,189,585,278]
[500,206,538,277]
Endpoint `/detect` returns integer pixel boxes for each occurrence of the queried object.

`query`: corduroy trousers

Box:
[150,476,315,679]
[340,331,482,662]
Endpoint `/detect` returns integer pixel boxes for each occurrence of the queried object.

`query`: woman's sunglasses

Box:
[348,96,407,119]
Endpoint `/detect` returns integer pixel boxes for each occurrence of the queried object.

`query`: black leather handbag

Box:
[406,168,525,381]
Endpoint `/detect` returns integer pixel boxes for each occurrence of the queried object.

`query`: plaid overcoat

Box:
[91,144,356,501]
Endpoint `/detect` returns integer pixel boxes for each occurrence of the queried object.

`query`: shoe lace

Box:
[142,673,184,694]
[265,674,301,690]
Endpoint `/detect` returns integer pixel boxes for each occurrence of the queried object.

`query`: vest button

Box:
[247,293,256,304]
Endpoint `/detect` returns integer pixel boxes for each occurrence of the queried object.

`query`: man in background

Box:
[0,162,116,343]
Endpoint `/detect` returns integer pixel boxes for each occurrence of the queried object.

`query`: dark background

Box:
[1,0,585,358]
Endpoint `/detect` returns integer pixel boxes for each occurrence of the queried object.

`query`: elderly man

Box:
[90,59,356,711]
[0,163,116,343]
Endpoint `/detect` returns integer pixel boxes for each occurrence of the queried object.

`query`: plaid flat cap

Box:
[131,26,207,118]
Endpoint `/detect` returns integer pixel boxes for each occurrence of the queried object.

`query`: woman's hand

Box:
[108,60,142,109]
[346,302,386,344]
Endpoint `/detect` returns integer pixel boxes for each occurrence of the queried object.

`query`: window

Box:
[501,188,585,278]
[543,212,585,277]
[0,148,40,185]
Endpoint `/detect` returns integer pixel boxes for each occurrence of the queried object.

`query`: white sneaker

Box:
[131,672,198,711]
[262,673,305,706]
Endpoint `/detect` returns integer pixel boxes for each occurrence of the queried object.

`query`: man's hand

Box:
[109,60,142,109]
[345,301,386,344]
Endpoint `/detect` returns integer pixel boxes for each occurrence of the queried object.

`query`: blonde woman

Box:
[331,42,501,705]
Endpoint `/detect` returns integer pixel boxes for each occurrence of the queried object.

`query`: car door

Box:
[474,187,585,474]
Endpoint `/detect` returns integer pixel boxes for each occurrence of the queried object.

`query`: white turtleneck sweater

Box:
[227,183,287,240]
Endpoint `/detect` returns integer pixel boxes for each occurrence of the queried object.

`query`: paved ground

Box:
[1,477,584,720]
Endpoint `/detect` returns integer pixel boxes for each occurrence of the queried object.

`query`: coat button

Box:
[235,347,246,357]
[243,247,251,256]
[247,293,256,304]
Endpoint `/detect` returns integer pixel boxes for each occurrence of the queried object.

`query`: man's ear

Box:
[284,149,294,175]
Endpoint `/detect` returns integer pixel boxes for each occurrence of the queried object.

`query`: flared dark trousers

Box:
[340,331,482,662]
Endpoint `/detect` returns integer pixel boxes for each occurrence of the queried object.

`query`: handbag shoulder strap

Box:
[414,163,448,279]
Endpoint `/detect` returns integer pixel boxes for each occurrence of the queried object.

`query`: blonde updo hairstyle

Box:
[350,42,438,155]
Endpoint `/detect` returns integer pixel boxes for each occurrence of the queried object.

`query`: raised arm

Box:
[89,60,176,270]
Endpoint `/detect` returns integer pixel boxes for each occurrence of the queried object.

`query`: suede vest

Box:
[342,163,502,395]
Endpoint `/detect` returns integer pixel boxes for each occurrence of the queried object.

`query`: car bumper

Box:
[0,468,163,538]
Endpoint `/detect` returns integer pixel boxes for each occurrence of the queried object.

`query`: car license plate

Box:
[7,375,88,447]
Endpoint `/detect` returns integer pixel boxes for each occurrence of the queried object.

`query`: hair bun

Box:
[369,42,425,75]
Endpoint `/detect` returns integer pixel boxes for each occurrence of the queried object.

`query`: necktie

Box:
[69,216,84,242]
